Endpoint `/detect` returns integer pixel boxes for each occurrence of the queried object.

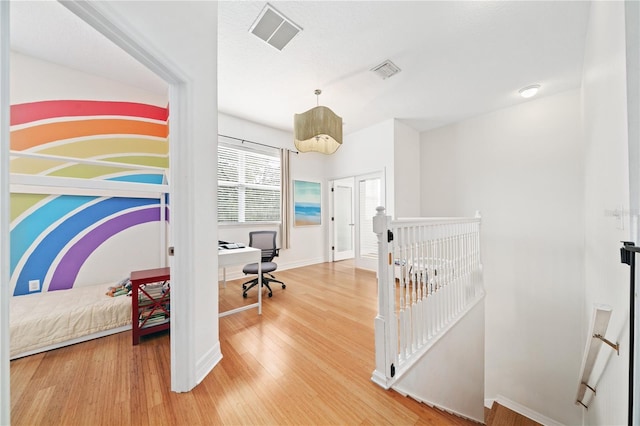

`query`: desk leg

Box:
[258,262,262,315]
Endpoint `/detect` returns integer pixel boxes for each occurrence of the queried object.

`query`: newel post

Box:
[371,206,395,389]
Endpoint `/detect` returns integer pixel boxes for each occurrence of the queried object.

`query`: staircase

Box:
[485,402,542,426]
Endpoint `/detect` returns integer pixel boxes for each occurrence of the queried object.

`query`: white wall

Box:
[105,0,219,391]
[394,300,485,423]
[329,119,395,215]
[582,2,631,424]
[394,120,421,218]
[10,51,167,106]
[420,90,585,425]
[217,113,328,280]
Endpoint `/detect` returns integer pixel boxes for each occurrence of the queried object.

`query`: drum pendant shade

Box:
[294,91,342,154]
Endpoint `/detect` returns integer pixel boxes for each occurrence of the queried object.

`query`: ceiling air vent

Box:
[370,60,401,80]
[249,4,302,51]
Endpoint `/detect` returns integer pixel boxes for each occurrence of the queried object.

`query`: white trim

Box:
[402,391,483,424]
[484,398,494,409]
[11,173,168,195]
[0,1,10,423]
[59,1,197,393]
[168,80,197,392]
[10,184,165,200]
[196,342,223,385]
[491,395,565,426]
[160,192,167,267]
[354,170,385,271]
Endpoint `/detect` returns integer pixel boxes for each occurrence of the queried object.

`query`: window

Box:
[218,143,281,223]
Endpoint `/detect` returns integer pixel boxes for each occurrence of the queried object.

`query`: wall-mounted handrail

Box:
[576,304,619,408]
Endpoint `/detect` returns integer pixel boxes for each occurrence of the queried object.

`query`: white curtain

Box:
[280,148,291,249]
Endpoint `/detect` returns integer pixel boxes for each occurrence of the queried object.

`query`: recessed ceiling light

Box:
[519,84,541,98]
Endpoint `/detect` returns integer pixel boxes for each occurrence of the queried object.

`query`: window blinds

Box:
[218,143,281,223]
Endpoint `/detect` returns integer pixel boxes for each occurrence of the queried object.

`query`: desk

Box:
[218,247,261,317]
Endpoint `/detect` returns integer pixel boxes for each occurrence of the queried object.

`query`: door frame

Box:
[354,171,385,271]
[59,1,196,393]
[330,177,355,262]
[0,1,200,403]
[328,171,386,270]
[1,1,11,422]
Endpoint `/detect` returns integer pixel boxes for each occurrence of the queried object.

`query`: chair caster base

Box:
[282,284,286,289]
[268,292,273,297]
[242,293,248,298]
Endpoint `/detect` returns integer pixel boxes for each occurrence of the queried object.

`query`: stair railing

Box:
[371,206,484,388]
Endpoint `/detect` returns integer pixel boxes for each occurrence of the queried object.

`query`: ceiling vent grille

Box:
[370,60,401,80]
[249,4,302,51]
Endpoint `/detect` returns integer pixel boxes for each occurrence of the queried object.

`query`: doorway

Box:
[1,3,206,409]
[331,177,355,261]
[355,172,384,270]
[331,171,385,270]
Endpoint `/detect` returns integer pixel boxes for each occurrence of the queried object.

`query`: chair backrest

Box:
[248,231,278,262]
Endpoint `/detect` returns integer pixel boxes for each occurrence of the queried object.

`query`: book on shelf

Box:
[140,316,169,328]
[138,296,168,305]
[139,310,165,319]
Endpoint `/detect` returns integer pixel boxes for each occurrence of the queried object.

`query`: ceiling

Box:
[10,1,591,135]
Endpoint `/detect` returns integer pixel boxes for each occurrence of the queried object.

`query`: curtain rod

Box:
[218,134,299,154]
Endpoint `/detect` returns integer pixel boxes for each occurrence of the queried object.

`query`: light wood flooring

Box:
[485,403,542,426]
[10,261,478,425]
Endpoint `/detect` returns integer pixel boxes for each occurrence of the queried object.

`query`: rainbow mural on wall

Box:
[10,100,169,296]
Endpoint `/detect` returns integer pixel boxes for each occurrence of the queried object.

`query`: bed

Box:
[10,283,131,359]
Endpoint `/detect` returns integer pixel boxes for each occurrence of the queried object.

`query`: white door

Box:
[331,178,355,261]
[355,172,384,271]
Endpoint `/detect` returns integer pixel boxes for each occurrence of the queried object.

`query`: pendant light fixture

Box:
[294,89,343,154]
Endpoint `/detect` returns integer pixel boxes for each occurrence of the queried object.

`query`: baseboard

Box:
[484,398,495,409]
[196,341,222,385]
[279,257,328,271]
[489,395,565,426]
[400,390,484,424]
[409,395,484,424]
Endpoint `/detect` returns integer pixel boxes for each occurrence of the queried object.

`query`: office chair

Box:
[242,231,286,298]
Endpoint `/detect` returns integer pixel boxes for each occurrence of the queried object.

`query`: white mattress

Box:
[10,283,131,358]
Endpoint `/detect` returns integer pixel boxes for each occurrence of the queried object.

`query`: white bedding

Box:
[10,283,131,358]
